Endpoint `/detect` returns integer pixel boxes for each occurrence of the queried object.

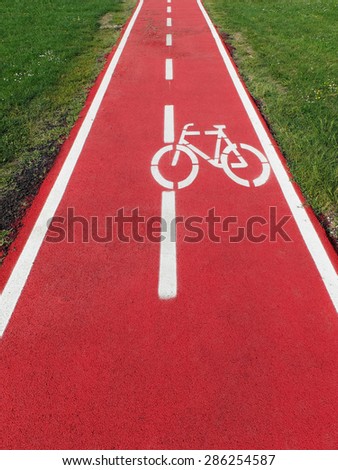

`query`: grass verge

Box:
[204,0,338,247]
[0,0,135,259]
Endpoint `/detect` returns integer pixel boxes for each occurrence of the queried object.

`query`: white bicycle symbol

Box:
[151,124,271,189]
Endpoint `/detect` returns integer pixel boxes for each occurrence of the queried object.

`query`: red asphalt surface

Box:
[1,0,338,449]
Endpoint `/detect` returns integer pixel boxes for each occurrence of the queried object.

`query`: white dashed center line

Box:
[165,58,173,80]
[158,190,177,300]
[164,105,175,143]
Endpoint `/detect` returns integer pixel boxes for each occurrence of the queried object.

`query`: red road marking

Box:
[0,0,337,449]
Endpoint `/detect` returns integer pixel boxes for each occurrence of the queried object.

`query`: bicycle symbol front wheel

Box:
[221,143,270,187]
[151,144,199,190]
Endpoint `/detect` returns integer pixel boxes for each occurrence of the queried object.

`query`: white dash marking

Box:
[165,58,173,80]
[167,0,171,3]
[159,191,177,299]
[164,105,175,143]
[167,17,172,27]
[166,34,172,46]
[167,6,172,13]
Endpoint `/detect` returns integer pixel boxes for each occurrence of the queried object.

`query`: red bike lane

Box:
[0,0,337,449]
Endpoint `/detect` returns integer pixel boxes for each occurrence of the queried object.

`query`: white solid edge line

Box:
[159,191,177,299]
[0,0,145,337]
[166,33,172,47]
[165,58,173,80]
[197,0,338,311]
[164,105,175,143]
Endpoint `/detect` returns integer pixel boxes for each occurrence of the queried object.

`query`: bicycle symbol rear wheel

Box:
[151,144,199,189]
[221,143,270,187]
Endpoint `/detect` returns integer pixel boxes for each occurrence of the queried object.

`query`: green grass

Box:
[204,0,338,240]
[0,0,135,256]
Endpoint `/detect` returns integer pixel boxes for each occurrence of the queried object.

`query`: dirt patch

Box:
[219,31,254,59]
[100,12,114,29]
[219,31,236,57]
[0,141,62,261]
[318,212,338,253]
[233,32,255,57]
[99,12,122,31]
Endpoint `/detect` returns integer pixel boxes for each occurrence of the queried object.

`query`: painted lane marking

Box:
[167,0,171,3]
[0,0,145,337]
[167,18,172,27]
[166,34,172,46]
[157,106,177,299]
[167,6,172,13]
[197,0,338,310]
[158,190,177,299]
[165,58,173,80]
[164,105,175,143]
